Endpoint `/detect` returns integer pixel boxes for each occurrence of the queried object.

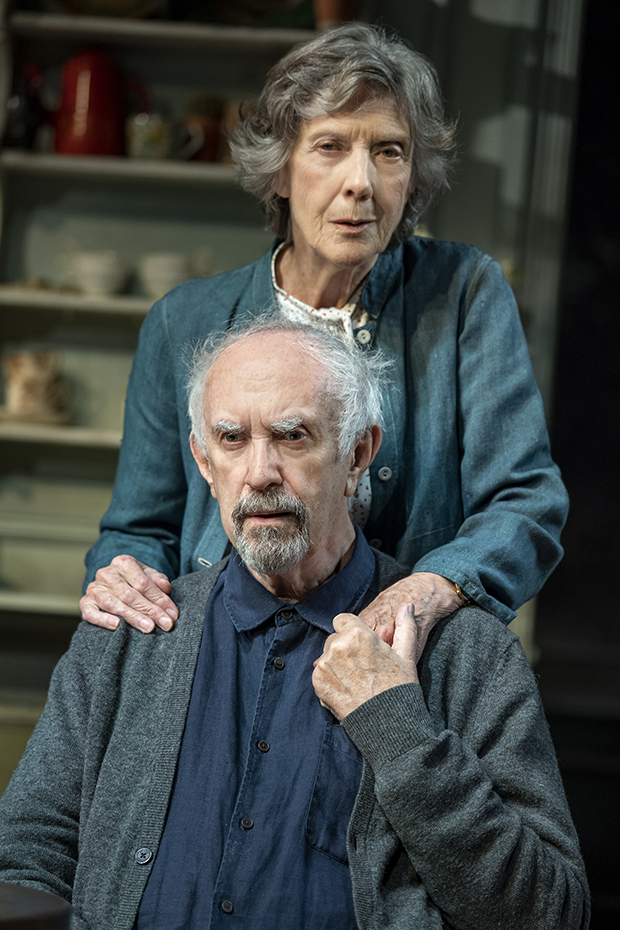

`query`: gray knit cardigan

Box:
[0,552,589,929]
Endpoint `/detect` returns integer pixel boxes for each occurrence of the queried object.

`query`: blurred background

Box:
[0,0,617,925]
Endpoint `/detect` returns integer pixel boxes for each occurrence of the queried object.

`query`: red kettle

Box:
[55,47,125,156]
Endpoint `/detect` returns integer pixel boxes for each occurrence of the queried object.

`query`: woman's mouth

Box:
[333,219,375,233]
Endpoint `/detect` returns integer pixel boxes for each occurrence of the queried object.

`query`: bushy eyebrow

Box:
[212,419,243,436]
[270,415,304,433]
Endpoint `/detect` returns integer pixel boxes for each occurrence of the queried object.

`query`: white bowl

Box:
[72,251,127,297]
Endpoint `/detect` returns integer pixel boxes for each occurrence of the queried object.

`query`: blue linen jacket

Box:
[85,237,568,623]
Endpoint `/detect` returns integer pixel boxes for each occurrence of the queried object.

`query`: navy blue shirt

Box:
[136,528,376,930]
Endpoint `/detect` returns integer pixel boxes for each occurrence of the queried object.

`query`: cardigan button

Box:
[134,847,152,864]
[377,466,392,481]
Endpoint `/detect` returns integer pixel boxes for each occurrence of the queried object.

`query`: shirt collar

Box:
[223,525,376,635]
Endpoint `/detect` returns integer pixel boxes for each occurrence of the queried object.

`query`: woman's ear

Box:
[274,163,291,200]
[344,425,382,497]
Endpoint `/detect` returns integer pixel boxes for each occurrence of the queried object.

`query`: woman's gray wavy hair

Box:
[187,313,391,460]
[230,22,456,243]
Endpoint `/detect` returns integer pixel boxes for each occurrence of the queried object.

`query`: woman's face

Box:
[276,98,413,274]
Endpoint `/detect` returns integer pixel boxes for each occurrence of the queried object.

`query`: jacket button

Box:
[377,466,392,481]
[220,900,234,914]
[257,739,270,753]
[134,847,152,864]
[241,816,254,830]
[273,657,285,670]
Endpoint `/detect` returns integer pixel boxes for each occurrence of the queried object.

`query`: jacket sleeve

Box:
[0,624,102,901]
[410,254,569,621]
[342,617,589,930]
[83,300,189,587]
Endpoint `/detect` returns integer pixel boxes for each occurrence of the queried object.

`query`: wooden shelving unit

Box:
[0,6,303,621]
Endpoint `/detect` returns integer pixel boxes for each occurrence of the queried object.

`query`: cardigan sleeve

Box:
[342,612,589,930]
[0,624,103,901]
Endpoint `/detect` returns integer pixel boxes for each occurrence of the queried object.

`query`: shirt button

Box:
[257,739,270,753]
[377,466,393,481]
[273,657,285,670]
[356,328,371,345]
[241,816,254,830]
[280,609,294,620]
[134,847,152,864]
[220,900,234,914]
[368,538,382,549]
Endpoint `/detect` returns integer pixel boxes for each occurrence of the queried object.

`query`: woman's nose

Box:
[345,149,373,199]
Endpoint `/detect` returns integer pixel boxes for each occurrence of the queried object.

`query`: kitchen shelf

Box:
[8,11,315,52]
[0,284,151,315]
[0,590,80,616]
[0,423,122,448]
[0,150,239,185]
[0,515,98,544]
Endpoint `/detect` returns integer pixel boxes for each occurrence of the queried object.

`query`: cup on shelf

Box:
[139,252,194,300]
[72,250,128,297]
[126,113,205,161]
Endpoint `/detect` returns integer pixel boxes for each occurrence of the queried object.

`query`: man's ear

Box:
[190,433,217,500]
[344,425,382,497]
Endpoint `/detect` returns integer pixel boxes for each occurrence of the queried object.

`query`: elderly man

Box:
[0,320,588,930]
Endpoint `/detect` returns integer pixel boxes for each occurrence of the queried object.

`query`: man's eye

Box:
[223,432,242,443]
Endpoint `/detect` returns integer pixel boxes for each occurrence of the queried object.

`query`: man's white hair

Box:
[186,312,391,459]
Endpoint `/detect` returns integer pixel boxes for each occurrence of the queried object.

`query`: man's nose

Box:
[345,149,373,200]
[245,440,282,490]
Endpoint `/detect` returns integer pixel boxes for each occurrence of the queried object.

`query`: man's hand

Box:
[312,604,419,721]
[359,572,462,661]
[79,555,178,633]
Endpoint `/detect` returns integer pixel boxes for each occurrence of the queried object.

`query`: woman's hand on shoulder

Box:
[79,555,179,633]
[359,572,463,660]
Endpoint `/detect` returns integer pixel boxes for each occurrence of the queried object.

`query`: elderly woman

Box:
[80,23,568,648]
